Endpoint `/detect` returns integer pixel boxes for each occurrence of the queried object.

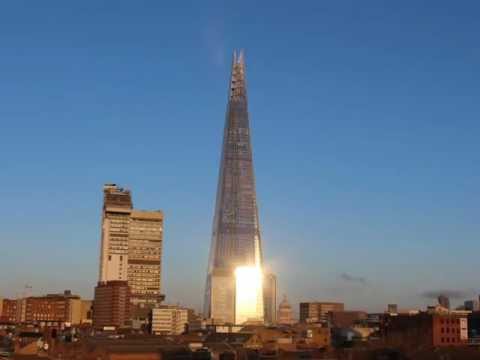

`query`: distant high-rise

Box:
[438,295,450,310]
[464,300,479,311]
[263,273,277,324]
[300,302,344,323]
[387,304,398,314]
[98,184,164,310]
[204,51,268,325]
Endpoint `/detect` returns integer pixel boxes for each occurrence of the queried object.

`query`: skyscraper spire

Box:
[208,49,261,272]
[229,49,247,101]
[204,50,265,324]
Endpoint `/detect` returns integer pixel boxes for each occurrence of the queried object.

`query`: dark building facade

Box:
[382,312,468,348]
[438,295,450,309]
[328,310,368,328]
[300,302,344,323]
[93,280,131,330]
[468,311,480,343]
[464,300,479,311]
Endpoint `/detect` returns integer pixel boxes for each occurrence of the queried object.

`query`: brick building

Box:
[23,290,81,325]
[1,290,88,326]
[93,281,131,330]
[383,312,468,348]
[0,299,20,323]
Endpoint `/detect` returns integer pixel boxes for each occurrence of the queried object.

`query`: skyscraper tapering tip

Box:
[238,49,245,64]
[232,49,245,65]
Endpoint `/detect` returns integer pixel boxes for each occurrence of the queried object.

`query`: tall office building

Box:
[438,295,450,310]
[204,51,273,325]
[98,184,164,310]
[128,210,164,307]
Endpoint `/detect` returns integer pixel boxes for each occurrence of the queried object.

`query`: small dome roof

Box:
[279,295,292,309]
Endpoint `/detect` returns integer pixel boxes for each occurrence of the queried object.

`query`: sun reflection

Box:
[234,266,264,324]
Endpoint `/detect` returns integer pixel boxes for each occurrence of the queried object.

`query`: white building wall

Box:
[151,307,188,335]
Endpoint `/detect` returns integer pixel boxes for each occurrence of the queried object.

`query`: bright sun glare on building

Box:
[234,266,264,325]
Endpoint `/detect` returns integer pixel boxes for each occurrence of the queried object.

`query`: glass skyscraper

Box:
[204,51,270,324]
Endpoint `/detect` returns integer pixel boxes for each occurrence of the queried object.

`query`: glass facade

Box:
[205,51,264,324]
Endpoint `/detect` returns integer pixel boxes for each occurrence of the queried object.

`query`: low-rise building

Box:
[24,290,82,326]
[80,300,93,324]
[0,299,20,323]
[328,310,367,328]
[296,324,331,349]
[1,291,89,326]
[383,312,468,348]
[151,306,188,335]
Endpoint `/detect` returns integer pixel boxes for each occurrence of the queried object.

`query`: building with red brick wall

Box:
[93,281,131,330]
[383,312,468,349]
[23,290,82,326]
[0,299,20,323]
[1,291,85,326]
[432,313,468,346]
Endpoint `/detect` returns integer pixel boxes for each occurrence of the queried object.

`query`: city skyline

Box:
[1,1,480,313]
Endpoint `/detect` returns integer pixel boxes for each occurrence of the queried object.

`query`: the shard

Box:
[204,51,266,324]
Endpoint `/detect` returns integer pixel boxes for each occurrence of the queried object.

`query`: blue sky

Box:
[1,1,479,313]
